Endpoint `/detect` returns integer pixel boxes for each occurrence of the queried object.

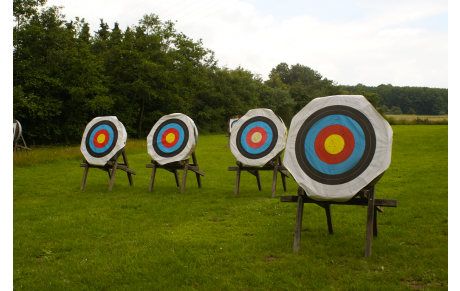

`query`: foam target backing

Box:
[283,95,393,202]
[80,116,127,166]
[147,113,198,165]
[230,108,287,167]
[228,118,239,133]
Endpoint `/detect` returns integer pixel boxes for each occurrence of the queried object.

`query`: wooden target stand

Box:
[13,124,31,156]
[228,155,291,198]
[280,184,397,257]
[80,149,137,191]
[146,151,205,192]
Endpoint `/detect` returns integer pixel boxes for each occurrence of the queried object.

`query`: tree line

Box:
[13,1,448,145]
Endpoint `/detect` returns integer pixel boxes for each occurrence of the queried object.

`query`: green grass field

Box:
[13,126,448,290]
[386,115,448,121]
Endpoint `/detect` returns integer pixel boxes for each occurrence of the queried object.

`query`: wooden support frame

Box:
[13,124,32,155]
[80,149,136,191]
[228,155,291,198]
[146,151,205,192]
[281,186,397,257]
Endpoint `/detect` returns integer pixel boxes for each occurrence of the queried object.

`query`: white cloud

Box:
[44,0,448,88]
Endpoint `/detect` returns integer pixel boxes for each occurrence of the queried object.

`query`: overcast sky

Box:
[39,0,448,88]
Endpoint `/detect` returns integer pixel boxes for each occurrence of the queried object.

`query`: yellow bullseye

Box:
[251,132,262,143]
[324,134,345,154]
[166,133,176,143]
[97,134,106,144]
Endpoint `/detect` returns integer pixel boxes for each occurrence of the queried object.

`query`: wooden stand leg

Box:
[373,207,378,237]
[149,163,156,192]
[192,152,202,188]
[271,159,279,198]
[81,163,89,190]
[325,204,334,235]
[294,195,304,253]
[174,170,180,187]
[365,186,376,257]
[13,141,18,154]
[226,133,231,147]
[181,159,189,193]
[234,165,241,197]
[21,136,30,156]
[279,157,287,191]
[122,150,133,186]
[108,158,118,191]
[256,170,262,191]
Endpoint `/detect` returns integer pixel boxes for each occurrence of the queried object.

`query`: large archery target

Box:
[284,95,393,202]
[80,116,127,166]
[230,108,287,167]
[147,113,198,165]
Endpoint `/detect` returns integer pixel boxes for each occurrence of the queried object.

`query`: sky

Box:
[40,0,449,88]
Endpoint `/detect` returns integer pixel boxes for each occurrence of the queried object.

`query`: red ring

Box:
[314,125,355,164]
[161,128,180,148]
[93,129,110,148]
[246,127,267,148]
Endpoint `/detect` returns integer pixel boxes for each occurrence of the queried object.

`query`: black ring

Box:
[85,120,119,158]
[152,119,190,158]
[236,116,279,159]
[294,105,376,185]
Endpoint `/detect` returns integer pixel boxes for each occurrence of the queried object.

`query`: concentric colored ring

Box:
[236,116,278,159]
[152,119,189,158]
[231,120,238,128]
[85,121,118,158]
[295,105,376,185]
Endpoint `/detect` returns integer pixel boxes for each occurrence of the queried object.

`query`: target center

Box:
[324,134,345,154]
[97,134,106,144]
[251,132,263,143]
[165,133,176,144]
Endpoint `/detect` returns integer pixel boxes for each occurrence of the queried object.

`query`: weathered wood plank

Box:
[365,186,376,258]
[293,195,304,253]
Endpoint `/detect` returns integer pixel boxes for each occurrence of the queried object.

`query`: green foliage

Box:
[407,108,416,115]
[389,106,403,115]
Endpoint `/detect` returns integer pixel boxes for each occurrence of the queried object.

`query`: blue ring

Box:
[156,123,185,153]
[240,121,273,155]
[89,125,115,154]
[304,115,365,175]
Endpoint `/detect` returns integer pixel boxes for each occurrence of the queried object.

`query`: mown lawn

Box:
[386,114,448,121]
[13,126,448,290]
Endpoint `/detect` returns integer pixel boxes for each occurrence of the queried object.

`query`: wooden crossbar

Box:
[281,186,397,257]
[80,149,136,191]
[146,151,205,192]
[229,155,291,198]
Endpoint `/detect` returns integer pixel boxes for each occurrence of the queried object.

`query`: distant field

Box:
[386,114,448,121]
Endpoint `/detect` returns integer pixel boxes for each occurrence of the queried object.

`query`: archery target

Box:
[13,120,22,142]
[284,95,393,202]
[230,108,287,167]
[147,113,198,165]
[80,116,127,166]
[229,118,239,133]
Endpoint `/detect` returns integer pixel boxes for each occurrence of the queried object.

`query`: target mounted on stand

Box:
[230,108,287,167]
[80,116,127,166]
[284,95,393,202]
[13,120,22,142]
[147,113,198,165]
[228,115,241,134]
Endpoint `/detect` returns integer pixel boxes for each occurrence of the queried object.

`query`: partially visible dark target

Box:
[152,119,189,158]
[85,120,119,158]
[236,117,278,160]
[295,105,376,185]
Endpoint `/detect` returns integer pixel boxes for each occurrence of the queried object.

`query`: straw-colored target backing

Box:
[80,116,127,166]
[284,95,393,202]
[147,113,198,165]
[230,108,287,167]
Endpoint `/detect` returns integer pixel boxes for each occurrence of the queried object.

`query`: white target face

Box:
[230,108,287,167]
[13,120,22,142]
[284,95,393,202]
[80,116,127,166]
[147,113,198,165]
[229,118,239,133]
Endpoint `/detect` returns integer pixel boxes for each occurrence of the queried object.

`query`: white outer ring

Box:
[13,120,22,142]
[147,113,198,165]
[80,116,127,166]
[230,108,287,167]
[284,95,393,202]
